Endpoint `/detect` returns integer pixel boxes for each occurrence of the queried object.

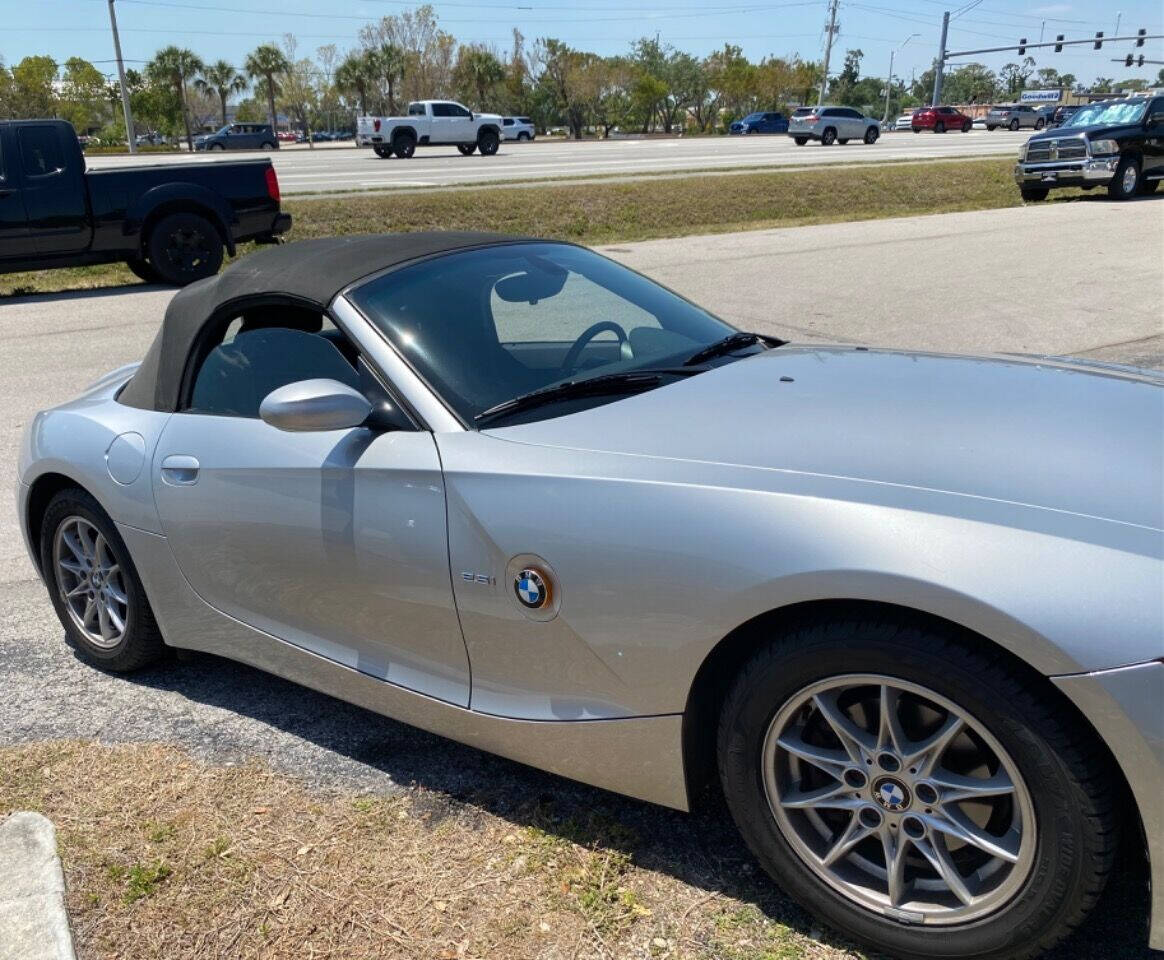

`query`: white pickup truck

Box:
[356,100,505,158]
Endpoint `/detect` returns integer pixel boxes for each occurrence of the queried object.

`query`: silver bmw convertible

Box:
[17,234,1163,960]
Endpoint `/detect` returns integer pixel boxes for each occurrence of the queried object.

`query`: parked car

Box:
[893,113,914,131]
[502,117,536,140]
[730,111,790,134]
[357,100,504,157]
[135,132,165,146]
[276,130,297,143]
[0,119,290,285]
[1014,94,1164,200]
[194,122,279,151]
[788,105,880,145]
[911,105,973,133]
[18,231,1163,960]
[1050,104,1082,128]
[985,104,1044,131]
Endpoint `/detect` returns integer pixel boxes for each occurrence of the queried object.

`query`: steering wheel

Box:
[560,321,630,374]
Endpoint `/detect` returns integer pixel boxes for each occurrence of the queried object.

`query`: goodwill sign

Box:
[1019,89,1062,103]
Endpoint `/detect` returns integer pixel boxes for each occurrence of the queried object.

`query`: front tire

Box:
[1107,155,1140,200]
[477,127,500,156]
[793,137,808,146]
[1020,187,1049,202]
[864,126,879,144]
[935,121,946,134]
[372,143,392,158]
[146,212,224,286]
[40,489,165,672]
[717,614,1117,960]
[1008,119,1019,131]
[962,120,972,133]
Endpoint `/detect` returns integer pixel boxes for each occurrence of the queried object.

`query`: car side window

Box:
[19,126,66,178]
[451,104,472,118]
[187,322,362,418]
[490,270,659,345]
[431,103,452,117]
[407,102,425,116]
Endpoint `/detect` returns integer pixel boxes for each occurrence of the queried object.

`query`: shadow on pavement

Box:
[0,282,166,306]
[117,647,1154,960]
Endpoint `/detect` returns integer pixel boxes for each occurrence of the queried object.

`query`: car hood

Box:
[492,346,1164,530]
[1028,122,1138,142]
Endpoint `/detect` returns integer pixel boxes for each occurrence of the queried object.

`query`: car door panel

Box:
[18,124,89,255]
[0,128,32,259]
[151,415,472,706]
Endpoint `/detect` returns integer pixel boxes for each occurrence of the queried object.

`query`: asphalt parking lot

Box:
[1,199,1160,957]
[85,128,1032,193]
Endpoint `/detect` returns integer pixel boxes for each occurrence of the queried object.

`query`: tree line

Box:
[1,4,1159,147]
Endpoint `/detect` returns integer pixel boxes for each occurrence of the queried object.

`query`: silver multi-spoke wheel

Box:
[762,674,1036,924]
[53,516,129,649]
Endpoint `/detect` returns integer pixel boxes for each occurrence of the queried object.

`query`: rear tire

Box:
[1141,178,1160,195]
[794,137,808,146]
[457,143,477,156]
[716,613,1118,960]
[986,125,996,131]
[40,488,166,673]
[125,257,162,284]
[146,212,224,286]
[477,127,501,156]
[392,131,416,158]
[1020,187,1049,202]
[372,143,392,158]
[821,127,837,146]
[1107,155,1140,200]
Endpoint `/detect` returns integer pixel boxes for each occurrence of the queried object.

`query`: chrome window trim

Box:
[330,294,465,433]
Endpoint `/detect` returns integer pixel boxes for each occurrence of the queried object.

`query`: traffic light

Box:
[1018,37,1027,55]
[1136,28,1146,47]
[1138,54,1145,67]
[1054,34,1064,52]
[1094,31,1104,49]
[1125,54,1134,67]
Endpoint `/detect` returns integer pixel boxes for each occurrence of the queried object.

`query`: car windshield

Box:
[744,113,764,121]
[214,125,231,135]
[1064,100,1147,127]
[347,242,740,425]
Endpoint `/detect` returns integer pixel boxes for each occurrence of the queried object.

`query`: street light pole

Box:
[818,0,839,107]
[932,10,950,106]
[884,33,919,124]
[107,0,136,154]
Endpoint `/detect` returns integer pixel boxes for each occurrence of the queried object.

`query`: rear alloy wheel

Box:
[717,617,1118,960]
[146,212,223,286]
[935,121,946,134]
[457,143,477,156]
[41,488,165,672]
[864,126,879,144]
[1020,187,1049,202]
[1107,155,1140,200]
[392,132,416,158]
[1008,119,1019,131]
[478,128,501,156]
[821,127,837,146]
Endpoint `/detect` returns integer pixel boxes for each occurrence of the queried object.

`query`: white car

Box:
[356,100,504,158]
[894,113,914,131]
[502,117,535,141]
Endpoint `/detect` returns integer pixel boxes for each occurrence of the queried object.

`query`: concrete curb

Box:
[0,812,76,960]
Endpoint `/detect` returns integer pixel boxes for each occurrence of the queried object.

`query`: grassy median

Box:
[0,157,1054,299]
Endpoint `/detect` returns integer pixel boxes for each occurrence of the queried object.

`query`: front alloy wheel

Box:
[762,676,1035,924]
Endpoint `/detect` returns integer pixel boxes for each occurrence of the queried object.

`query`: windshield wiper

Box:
[475,371,679,426]
[683,331,786,367]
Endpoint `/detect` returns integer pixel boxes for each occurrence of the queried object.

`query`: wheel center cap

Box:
[872,776,911,812]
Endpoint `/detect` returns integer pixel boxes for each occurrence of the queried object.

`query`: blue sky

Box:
[6,0,1163,86]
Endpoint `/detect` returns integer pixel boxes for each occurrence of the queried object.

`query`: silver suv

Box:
[985,104,1045,131]
[787,106,880,146]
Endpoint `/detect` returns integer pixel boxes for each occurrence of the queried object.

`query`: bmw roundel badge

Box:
[515,568,550,609]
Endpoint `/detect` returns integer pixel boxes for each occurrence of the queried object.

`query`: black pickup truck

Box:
[0,119,291,285]
[1014,94,1164,201]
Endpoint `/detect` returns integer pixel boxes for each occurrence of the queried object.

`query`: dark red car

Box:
[911,105,973,133]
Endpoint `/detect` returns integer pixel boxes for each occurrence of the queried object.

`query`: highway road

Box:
[84,129,1031,194]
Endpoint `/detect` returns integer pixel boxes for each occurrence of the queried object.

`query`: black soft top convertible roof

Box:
[118,232,531,412]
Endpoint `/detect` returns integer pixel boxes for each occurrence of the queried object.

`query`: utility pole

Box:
[932,10,950,106]
[884,34,919,124]
[818,0,839,107]
[107,0,136,154]
[1115,11,1122,38]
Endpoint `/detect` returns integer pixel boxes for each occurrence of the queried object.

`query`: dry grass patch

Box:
[1,158,1079,298]
[1,740,857,960]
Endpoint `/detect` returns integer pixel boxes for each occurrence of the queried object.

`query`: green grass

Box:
[0,157,1060,299]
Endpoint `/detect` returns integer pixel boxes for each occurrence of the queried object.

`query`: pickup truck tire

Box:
[478,128,501,156]
[126,257,162,284]
[1020,187,1049,202]
[457,143,477,155]
[821,127,837,146]
[146,212,224,286]
[372,144,392,159]
[1142,178,1161,194]
[793,137,808,145]
[1107,156,1141,200]
[392,132,416,158]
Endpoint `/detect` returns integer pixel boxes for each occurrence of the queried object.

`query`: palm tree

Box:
[195,60,246,128]
[244,43,290,131]
[372,44,407,115]
[335,51,376,116]
[146,46,204,151]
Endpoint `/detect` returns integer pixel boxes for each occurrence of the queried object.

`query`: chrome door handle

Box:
[160,454,200,485]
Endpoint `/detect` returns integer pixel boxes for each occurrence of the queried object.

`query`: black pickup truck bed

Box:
[0,119,291,285]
